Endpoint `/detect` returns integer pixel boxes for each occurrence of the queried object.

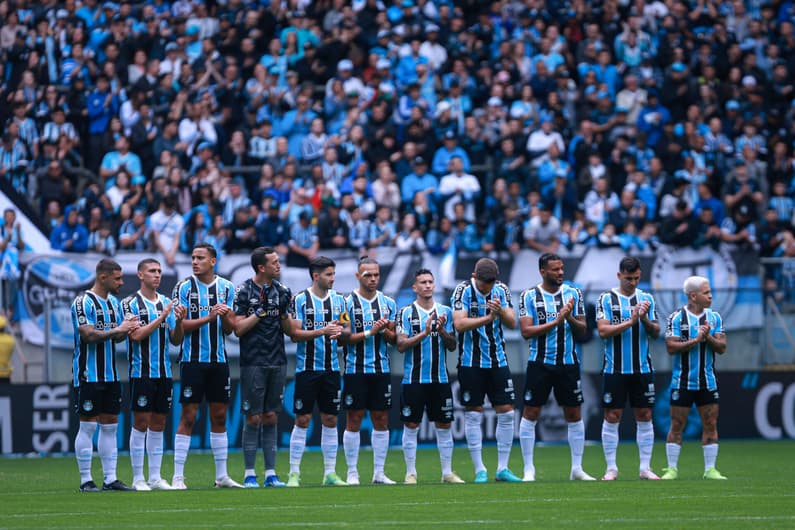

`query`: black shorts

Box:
[179,363,231,404]
[294,371,341,415]
[602,373,656,409]
[458,365,516,407]
[523,362,583,408]
[74,382,122,417]
[343,373,393,411]
[670,388,719,408]
[400,383,454,424]
[240,365,286,416]
[130,377,173,414]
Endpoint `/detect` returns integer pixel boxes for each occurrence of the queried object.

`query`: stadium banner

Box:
[14,245,761,348]
[1,371,793,455]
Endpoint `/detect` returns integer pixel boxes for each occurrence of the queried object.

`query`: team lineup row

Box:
[70,245,728,492]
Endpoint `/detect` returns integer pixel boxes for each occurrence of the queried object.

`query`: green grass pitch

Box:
[1,440,793,529]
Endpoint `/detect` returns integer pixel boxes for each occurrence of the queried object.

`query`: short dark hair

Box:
[309,256,336,278]
[413,268,433,280]
[137,258,160,272]
[96,258,121,276]
[193,242,217,258]
[251,246,277,272]
[474,258,499,282]
[619,256,641,274]
[358,256,379,270]
[539,253,562,270]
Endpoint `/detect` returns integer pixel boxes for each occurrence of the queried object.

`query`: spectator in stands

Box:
[118,207,149,252]
[286,210,318,267]
[368,205,397,249]
[318,201,350,251]
[395,212,427,254]
[148,195,184,267]
[50,205,89,253]
[583,177,619,229]
[526,111,565,168]
[432,130,470,176]
[659,200,699,248]
[721,204,758,251]
[99,135,143,186]
[439,156,480,222]
[227,206,259,253]
[524,206,561,254]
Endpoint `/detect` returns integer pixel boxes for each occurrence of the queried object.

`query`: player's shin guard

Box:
[129,428,147,483]
[98,423,119,484]
[464,411,486,473]
[519,418,537,476]
[343,430,360,474]
[289,426,307,474]
[636,421,654,471]
[602,420,619,471]
[372,429,389,475]
[173,433,190,478]
[146,429,164,481]
[321,425,339,475]
[210,432,229,480]
[402,426,418,475]
[75,421,97,483]
[496,411,514,472]
[568,420,585,471]
[436,427,454,476]
[261,423,278,475]
[242,423,259,477]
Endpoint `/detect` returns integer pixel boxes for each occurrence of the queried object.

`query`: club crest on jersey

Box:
[345,394,353,406]
[82,400,93,412]
[603,392,613,404]
[183,386,193,398]
[137,395,148,408]
[402,406,411,417]
[78,315,87,325]
[295,399,303,410]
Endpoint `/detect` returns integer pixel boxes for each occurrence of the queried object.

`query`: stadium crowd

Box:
[0,0,794,277]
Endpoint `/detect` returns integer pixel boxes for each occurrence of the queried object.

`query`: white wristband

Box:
[364,329,371,338]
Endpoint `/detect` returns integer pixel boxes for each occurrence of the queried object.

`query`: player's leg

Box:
[698,390,725,479]
[129,378,152,490]
[631,373,659,479]
[459,367,487,480]
[662,389,692,480]
[261,366,286,487]
[400,384,422,484]
[490,366,520,482]
[431,383,463,483]
[98,382,131,490]
[207,364,241,488]
[288,372,316,486]
[556,366,594,481]
[370,374,394,484]
[519,363,551,481]
[600,373,625,480]
[173,363,203,489]
[240,366,263,487]
[319,372,346,485]
[342,374,364,484]
[147,408,172,490]
[74,384,100,491]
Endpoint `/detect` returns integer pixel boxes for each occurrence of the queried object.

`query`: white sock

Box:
[321,425,339,475]
[666,442,681,469]
[146,429,164,482]
[636,421,655,471]
[496,411,514,472]
[372,429,389,476]
[289,425,308,474]
[343,430,360,476]
[98,423,119,484]
[210,432,229,480]
[402,426,418,475]
[703,443,718,471]
[75,421,97,484]
[465,411,486,473]
[436,427,454,476]
[602,420,619,471]
[173,433,191,479]
[519,418,536,475]
[568,420,585,472]
[129,428,147,483]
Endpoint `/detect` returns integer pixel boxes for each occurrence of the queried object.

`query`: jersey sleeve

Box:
[497,282,512,308]
[665,311,682,339]
[163,295,177,331]
[280,286,292,317]
[73,294,96,327]
[711,311,724,334]
[233,282,250,317]
[595,292,610,322]
[396,306,409,336]
[518,289,534,320]
[573,287,585,317]
[451,282,468,311]
[647,293,659,322]
[386,296,397,321]
[442,306,454,334]
[121,296,136,320]
[175,280,189,308]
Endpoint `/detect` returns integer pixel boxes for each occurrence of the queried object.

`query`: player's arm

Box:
[666,326,709,354]
[221,305,235,335]
[343,317,391,345]
[181,311,217,333]
[396,312,432,353]
[78,320,137,343]
[453,308,496,333]
[438,312,456,351]
[288,317,342,342]
[705,329,726,354]
[234,311,260,336]
[170,304,186,345]
[382,320,397,345]
[130,301,175,342]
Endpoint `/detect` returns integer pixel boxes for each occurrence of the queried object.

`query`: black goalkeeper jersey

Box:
[233,278,291,367]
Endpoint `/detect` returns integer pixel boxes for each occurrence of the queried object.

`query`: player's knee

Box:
[133,416,149,432]
[209,411,227,428]
[261,412,277,425]
[295,415,311,429]
[246,415,262,427]
[321,414,337,428]
[371,411,389,431]
[669,417,685,434]
[346,411,364,431]
[563,407,582,422]
[634,408,652,422]
[604,409,622,423]
[149,415,167,432]
[522,406,540,421]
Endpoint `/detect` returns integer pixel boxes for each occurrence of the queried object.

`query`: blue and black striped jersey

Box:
[71,290,123,387]
[451,278,512,369]
[596,288,657,375]
[666,307,724,391]
[343,290,397,374]
[122,292,176,379]
[173,275,235,364]
[396,302,454,384]
[518,284,584,366]
[291,289,347,373]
